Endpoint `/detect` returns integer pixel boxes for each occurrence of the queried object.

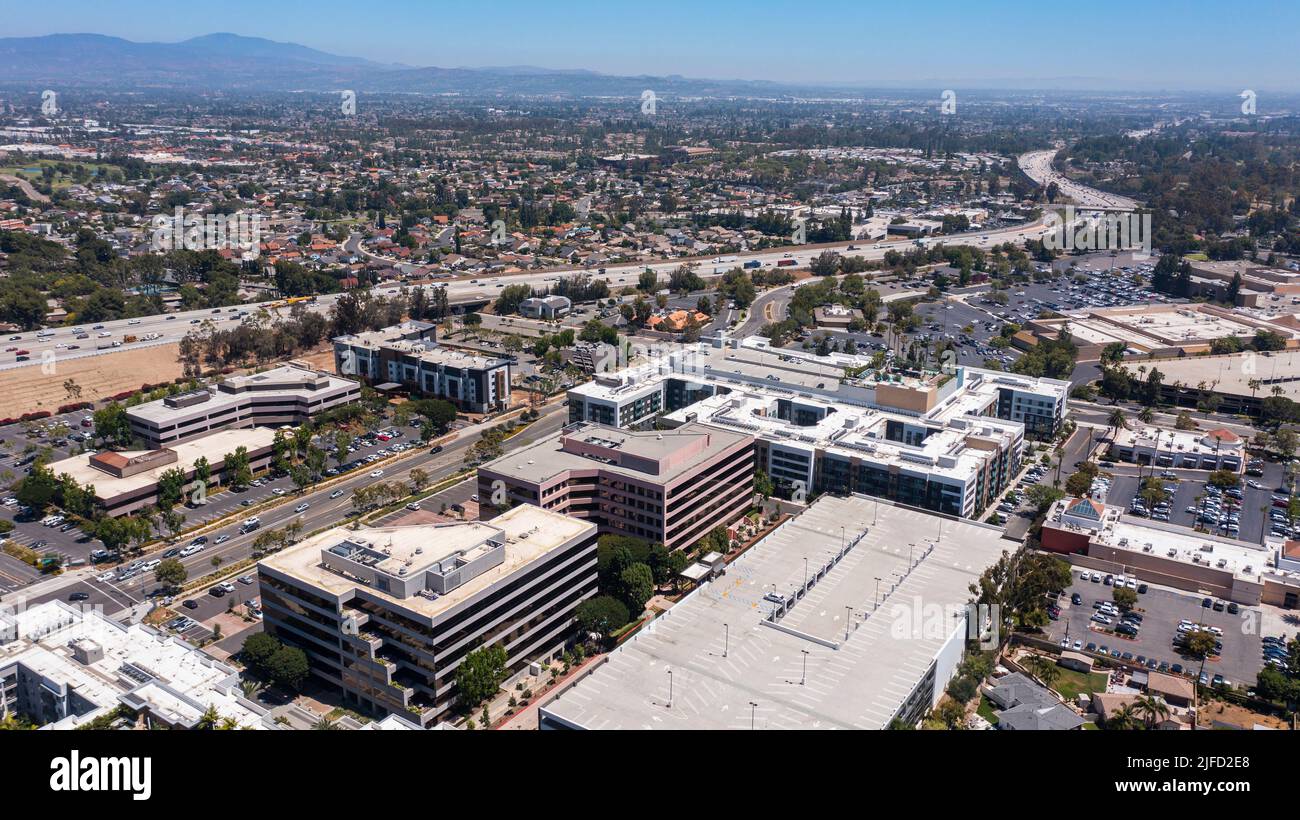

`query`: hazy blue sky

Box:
[3,0,1298,91]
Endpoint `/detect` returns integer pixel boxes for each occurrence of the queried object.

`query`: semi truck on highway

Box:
[776,258,797,267]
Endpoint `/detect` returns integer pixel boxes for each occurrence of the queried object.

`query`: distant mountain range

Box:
[0,32,835,97]
[0,32,1229,98]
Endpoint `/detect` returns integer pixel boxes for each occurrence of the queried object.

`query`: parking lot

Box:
[1098,459,1287,546]
[1047,572,1268,689]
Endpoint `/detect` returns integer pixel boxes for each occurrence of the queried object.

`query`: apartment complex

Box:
[257,505,597,726]
[0,602,271,729]
[564,339,1068,518]
[477,421,754,551]
[46,427,275,517]
[333,320,511,414]
[539,495,1009,730]
[126,363,360,448]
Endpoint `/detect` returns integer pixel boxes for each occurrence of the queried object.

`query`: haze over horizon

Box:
[2,0,1299,93]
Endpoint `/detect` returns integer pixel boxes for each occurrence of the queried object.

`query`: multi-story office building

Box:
[477,421,755,551]
[564,338,1068,518]
[257,505,597,726]
[333,321,511,414]
[126,363,360,448]
[45,427,275,517]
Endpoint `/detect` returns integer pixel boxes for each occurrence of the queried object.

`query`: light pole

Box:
[803,557,808,592]
[800,649,809,686]
[667,669,673,709]
[749,700,758,730]
[874,576,882,610]
[844,605,854,640]
[909,543,914,569]
[723,622,729,658]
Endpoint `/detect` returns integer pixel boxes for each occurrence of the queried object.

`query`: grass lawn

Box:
[1053,668,1109,702]
[977,694,1000,725]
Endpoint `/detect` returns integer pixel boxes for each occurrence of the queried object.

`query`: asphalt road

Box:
[1018,149,1138,211]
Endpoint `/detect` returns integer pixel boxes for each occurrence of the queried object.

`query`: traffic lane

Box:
[22,575,140,612]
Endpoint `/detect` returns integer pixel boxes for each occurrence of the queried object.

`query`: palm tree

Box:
[312,716,342,730]
[1025,655,1060,690]
[1106,703,1142,730]
[195,705,221,730]
[1138,406,1154,424]
[239,679,265,700]
[1107,408,1128,441]
[1133,695,1170,728]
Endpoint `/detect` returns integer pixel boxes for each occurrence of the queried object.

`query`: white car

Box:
[369,470,384,478]
[329,489,345,499]
[214,534,230,545]
[96,571,116,583]
[295,502,310,513]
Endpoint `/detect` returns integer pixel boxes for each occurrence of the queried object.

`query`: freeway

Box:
[0,219,1051,373]
[4,401,569,615]
[1018,148,1138,211]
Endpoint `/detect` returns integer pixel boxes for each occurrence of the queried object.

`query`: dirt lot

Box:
[289,345,338,373]
[0,343,183,417]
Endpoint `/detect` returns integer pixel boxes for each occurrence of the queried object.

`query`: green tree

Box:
[154,557,187,590]
[266,645,310,690]
[617,563,655,615]
[574,595,630,639]
[1112,586,1138,611]
[241,632,281,673]
[455,644,508,708]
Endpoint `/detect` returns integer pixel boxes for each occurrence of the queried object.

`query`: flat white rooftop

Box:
[541,495,1009,730]
[1122,351,1300,401]
[47,427,276,500]
[260,504,593,619]
[127,364,357,424]
[0,601,264,729]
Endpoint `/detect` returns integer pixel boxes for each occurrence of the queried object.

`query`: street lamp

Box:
[874,576,882,610]
[666,669,673,709]
[844,605,854,640]
[749,700,758,730]
[800,649,809,686]
[723,622,729,658]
